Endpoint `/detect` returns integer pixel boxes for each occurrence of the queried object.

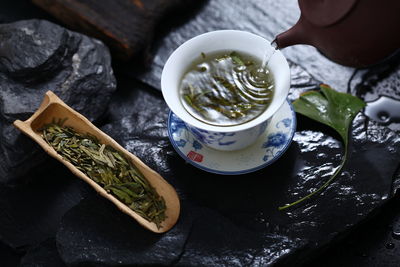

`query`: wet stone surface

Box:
[350,54,400,132]
[0,161,92,249]
[19,238,65,267]
[50,75,400,266]
[1,0,400,266]
[309,195,400,267]
[57,195,192,266]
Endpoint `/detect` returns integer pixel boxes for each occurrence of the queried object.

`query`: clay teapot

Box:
[274,0,400,67]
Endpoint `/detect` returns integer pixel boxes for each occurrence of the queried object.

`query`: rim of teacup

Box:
[161,30,290,133]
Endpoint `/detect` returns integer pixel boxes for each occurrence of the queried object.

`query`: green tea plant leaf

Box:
[279,84,366,210]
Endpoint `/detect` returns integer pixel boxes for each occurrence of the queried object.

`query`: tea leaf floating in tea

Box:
[180,51,274,126]
[42,121,166,228]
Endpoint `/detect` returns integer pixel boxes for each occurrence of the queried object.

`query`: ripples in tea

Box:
[179,51,274,126]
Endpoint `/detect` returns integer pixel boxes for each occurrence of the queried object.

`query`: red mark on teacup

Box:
[187,151,203,162]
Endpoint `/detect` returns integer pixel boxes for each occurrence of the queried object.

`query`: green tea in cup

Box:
[179,51,274,127]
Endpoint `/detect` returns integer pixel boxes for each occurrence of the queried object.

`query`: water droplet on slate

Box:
[256,212,265,223]
[392,230,400,240]
[386,242,395,249]
[364,96,400,130]
[378,111,389,122]
[257,217,266,223]
[96,65,103,74]
[342,171,351,178]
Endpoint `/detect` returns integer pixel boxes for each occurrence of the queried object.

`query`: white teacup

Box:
[161,30,290,151]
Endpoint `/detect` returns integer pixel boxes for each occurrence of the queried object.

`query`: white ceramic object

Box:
[161,30,290,151]
[168,100,296,175]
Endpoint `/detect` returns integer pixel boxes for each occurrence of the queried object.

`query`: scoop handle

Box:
[13,91,63,129]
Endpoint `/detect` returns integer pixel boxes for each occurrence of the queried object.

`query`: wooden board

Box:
[32,0,199,61]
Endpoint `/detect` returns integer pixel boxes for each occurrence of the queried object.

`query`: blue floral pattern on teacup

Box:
[276,118,292,128]
[262,119,292,162]
[170,114,190,149]
[193,140,203,150]
[186,125,236,147]
[263,132,287,148]
[258,119,270,136]
[170,109,294,162]
[168,100,296,174]
[170,115,187,135]
[175,139,187,147]
[170,114,205,151]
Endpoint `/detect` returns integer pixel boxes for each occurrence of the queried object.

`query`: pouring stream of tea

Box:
[260,40,278,71]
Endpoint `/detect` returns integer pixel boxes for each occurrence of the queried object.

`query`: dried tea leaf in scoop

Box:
[42,122,166,228]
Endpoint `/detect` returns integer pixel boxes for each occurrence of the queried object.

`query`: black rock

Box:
[0,19,116,183]
[0,162,93,249]
[310,194,400,267]
[20,238,65,267]
[52,73,400,266]
[175,208,306,267]
[57,194,307,266]
[0,1,400,266]
[0,240,21,267]
[57,195,192,266]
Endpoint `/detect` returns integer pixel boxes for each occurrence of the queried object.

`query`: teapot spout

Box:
[274,20,309,49]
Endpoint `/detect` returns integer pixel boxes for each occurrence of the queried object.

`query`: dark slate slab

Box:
[20,239,65,267]
[58,195,306,266]
[53,70,400,266]
[0,1,400,266]
[0,240,21,267]
[309,195,400,267]
[174,208,306,267]
[130,0,354,92]
[57,195,192,266]
[0,161,93,249]
[349,53,400,132]
[0,19,116,183]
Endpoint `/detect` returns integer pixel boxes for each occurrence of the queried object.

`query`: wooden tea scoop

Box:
[14,91,180,233]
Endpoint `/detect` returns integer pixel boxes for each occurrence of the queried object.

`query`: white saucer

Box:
[167,100,296,175]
